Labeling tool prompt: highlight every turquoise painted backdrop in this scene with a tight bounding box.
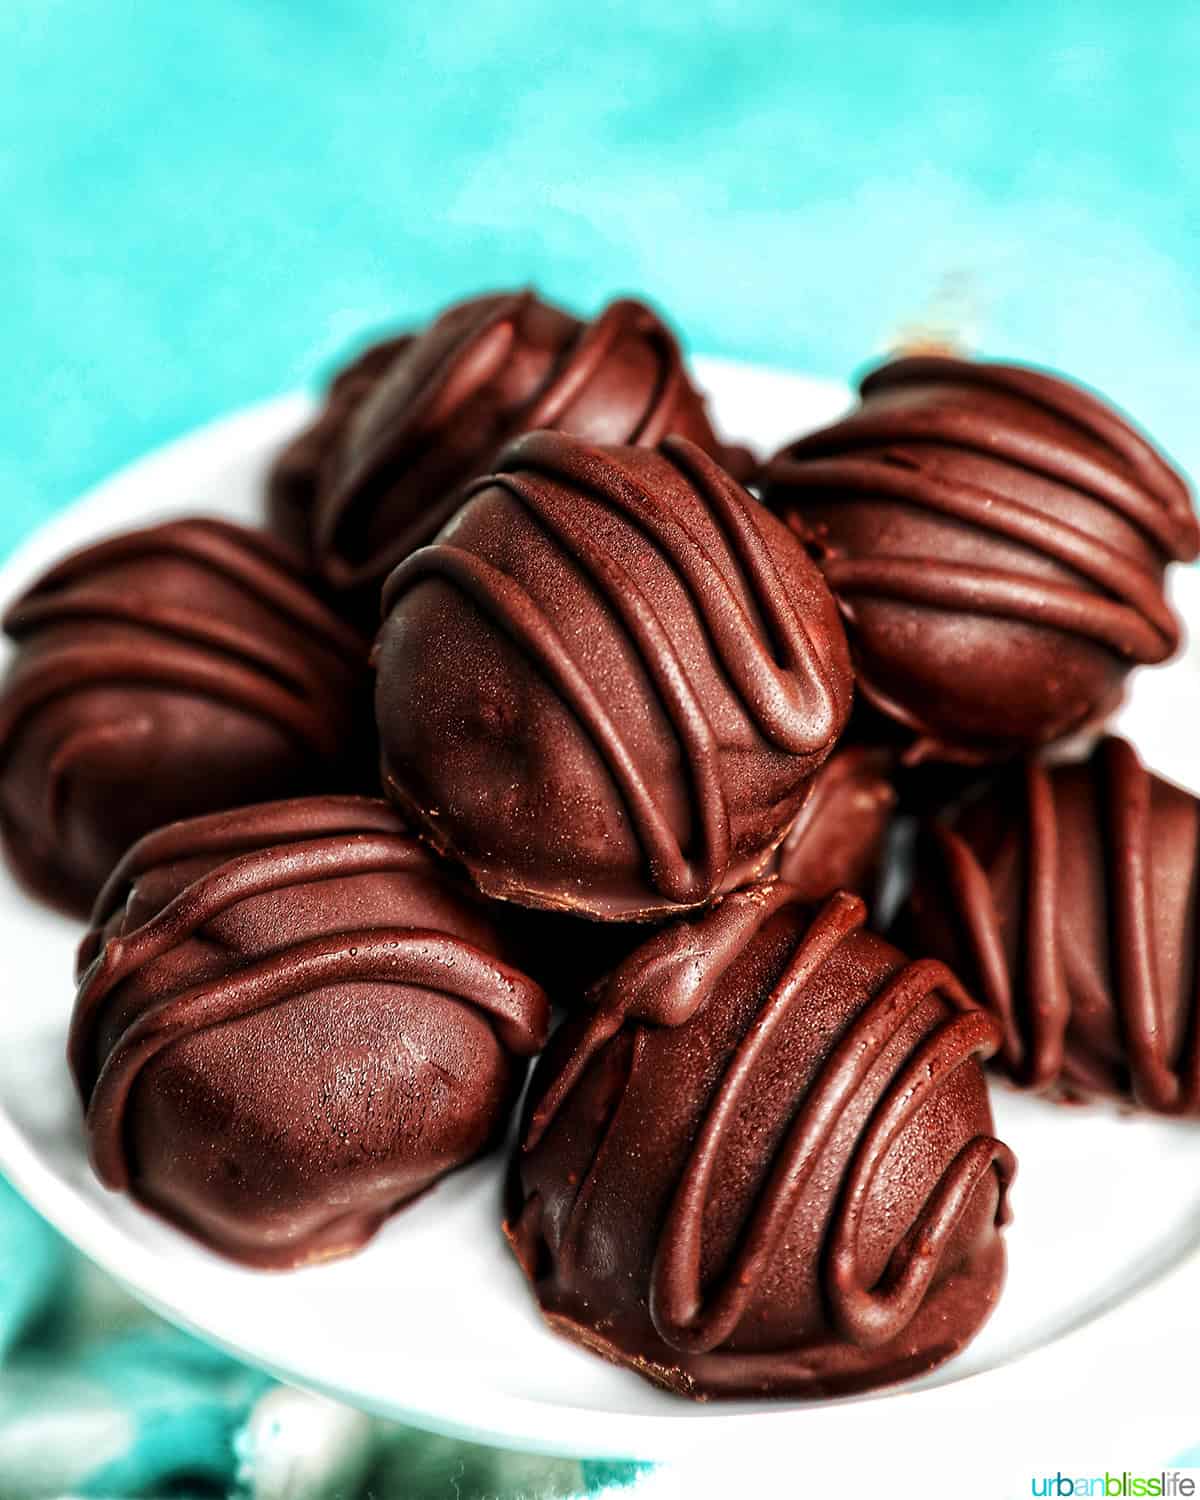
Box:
[3,0,1199,557]
[1,8,1198,1490]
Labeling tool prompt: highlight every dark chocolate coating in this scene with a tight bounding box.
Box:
[502,905,655,1008]
[506,886,1013,1399]
[0,519,371,916]
[375,432,854,920]
[770,745,896,904]
[70,796,549,1269]
[288,290,748,611]
[763,355,1198,764]
[267,334,412,558]
[899,736,1200,1112]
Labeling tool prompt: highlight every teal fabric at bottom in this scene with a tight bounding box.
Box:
[580,1461,650,1491]
[0,1177,646,1499]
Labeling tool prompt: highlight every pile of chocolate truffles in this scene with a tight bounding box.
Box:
[3,288,1197,1404]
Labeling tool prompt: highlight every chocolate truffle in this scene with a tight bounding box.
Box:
[762,355,1198,764]
[290,290,746,609]
[375,432,854,920]
[504,907,656,1009]
[899,736,1200,1113]
[506,886,1013,1399]
[770,745,896,903]
[267,333,412,557]
[70,796,549,1269]
[0,519,370,916]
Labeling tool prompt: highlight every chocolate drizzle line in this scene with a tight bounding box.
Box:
[10,520,365,656]
[71,820,549,1191]
[526,885,795,1150]
[269,334,415,508]
[84,929,544,1192]
[381,434,841,905]
[773,490,1177,666]
[530,889,1013,1356]
[522,299,691,443]
[768,355,1196,675]
[0,520,366,765]
[84,795,407,955]
[929,738,1200,1111]
[805,356,1197,561]
[323,295,711,589]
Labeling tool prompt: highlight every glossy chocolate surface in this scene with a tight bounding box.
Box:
[276,290,747,612]
[507,885,1013,1399]
[771,745,896,903]
[0,519,370,916]
[900,736,1200,1112]
[71,796,549,1268]
[267,333,412,557]
[375,432,853,920]
[763,355,1198,764]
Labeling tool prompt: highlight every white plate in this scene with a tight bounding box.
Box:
[3,359,1200,1476]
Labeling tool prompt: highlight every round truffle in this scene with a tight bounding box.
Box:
[506,886,1013,1399]
[899,736,1200,1113]
[267,332,412,557]
[770,745,896,904]
[287,290,747,611]
[762,355,1199,764]
[375,432,854,920]
[70,796,549,1269]
[0,519,371,916]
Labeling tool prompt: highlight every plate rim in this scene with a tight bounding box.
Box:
[1,363,1199,1465]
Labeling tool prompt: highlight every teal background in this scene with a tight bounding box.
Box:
[0,8,1198,1489]
[3,0,1199,541]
